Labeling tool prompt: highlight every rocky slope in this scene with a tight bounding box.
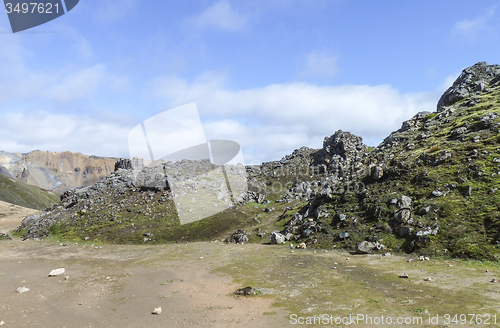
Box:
[0,150,117,193]
[15,62,500,261]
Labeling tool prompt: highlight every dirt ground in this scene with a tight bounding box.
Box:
[1,201,500,328]
[0,201,286,328]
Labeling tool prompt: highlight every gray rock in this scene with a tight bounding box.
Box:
[0,233,12,240]
[270,232,285,244]
[394,209,411,223]
[451,127,467,139]
[226,229,249,244]
[398,196,411,209]
[16,286,30,294]
[437,62,500,110]
[477,112,499,130]
[356,241,375,254]
[317,130,366,165]
[432,190,444,197]
[338,232,349,239]
[371,166,384,180]
[418,206,430,215]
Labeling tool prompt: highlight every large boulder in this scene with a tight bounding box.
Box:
[356,241,375,254]
[437,62,500,110]
[270,232,285,244]
[226,229,249,244]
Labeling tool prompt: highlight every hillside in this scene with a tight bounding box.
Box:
[15,62,500,261]
[0,174,59,210]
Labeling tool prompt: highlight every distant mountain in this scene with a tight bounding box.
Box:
[0,173,59,210]
[0,150,117,193]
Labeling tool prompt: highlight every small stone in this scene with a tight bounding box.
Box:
[235,286,255,296]
[424,277,432,281]
[16,287,30,294]
[0,321,4,326]
[48,268,65,277]
[298,243,306,249]
[152,307,162,315]
[491,279,498,283]
[399,273,409,278]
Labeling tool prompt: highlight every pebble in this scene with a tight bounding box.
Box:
[48,268,65,277]
[152,307,162,315]
[16,287,30,294]
[424,277,432,281]
[0,321,4,326]
[399,273,409,278]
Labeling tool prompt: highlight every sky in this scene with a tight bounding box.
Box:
[1,0,500,164]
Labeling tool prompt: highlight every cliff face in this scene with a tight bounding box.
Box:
[0,150,117,193]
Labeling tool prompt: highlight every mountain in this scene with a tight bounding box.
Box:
[0,150,117,193]
[15,62,500,261]
[0,173,59,210]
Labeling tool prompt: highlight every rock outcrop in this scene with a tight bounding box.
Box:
[437,62,500,110]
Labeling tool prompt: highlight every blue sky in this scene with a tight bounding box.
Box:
[1,0,499,163]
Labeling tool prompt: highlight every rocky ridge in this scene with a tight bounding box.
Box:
[14,62,500,261]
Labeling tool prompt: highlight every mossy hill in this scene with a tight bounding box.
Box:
[0,174,59,210]
[15,62,500,261]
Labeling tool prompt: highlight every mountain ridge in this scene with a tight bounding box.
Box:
[0,150,117,193]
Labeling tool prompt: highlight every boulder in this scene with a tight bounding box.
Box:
[397,196,411,209]
[270,232,285,244]
[48,268,65,277]
[235,286,255,296]
[451,127,467,139]
[356,241,375,254]
[371,166,384,180]
[226,229,249,244]
[0,233,12,240]
[394,209,411,223]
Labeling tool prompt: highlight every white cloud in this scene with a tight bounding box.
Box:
[451,6,497,41]
[299,51,338,80]
[188,1,249,32]
[149,74,440,163]
[45,64,107,105]
[0,111,133,158]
